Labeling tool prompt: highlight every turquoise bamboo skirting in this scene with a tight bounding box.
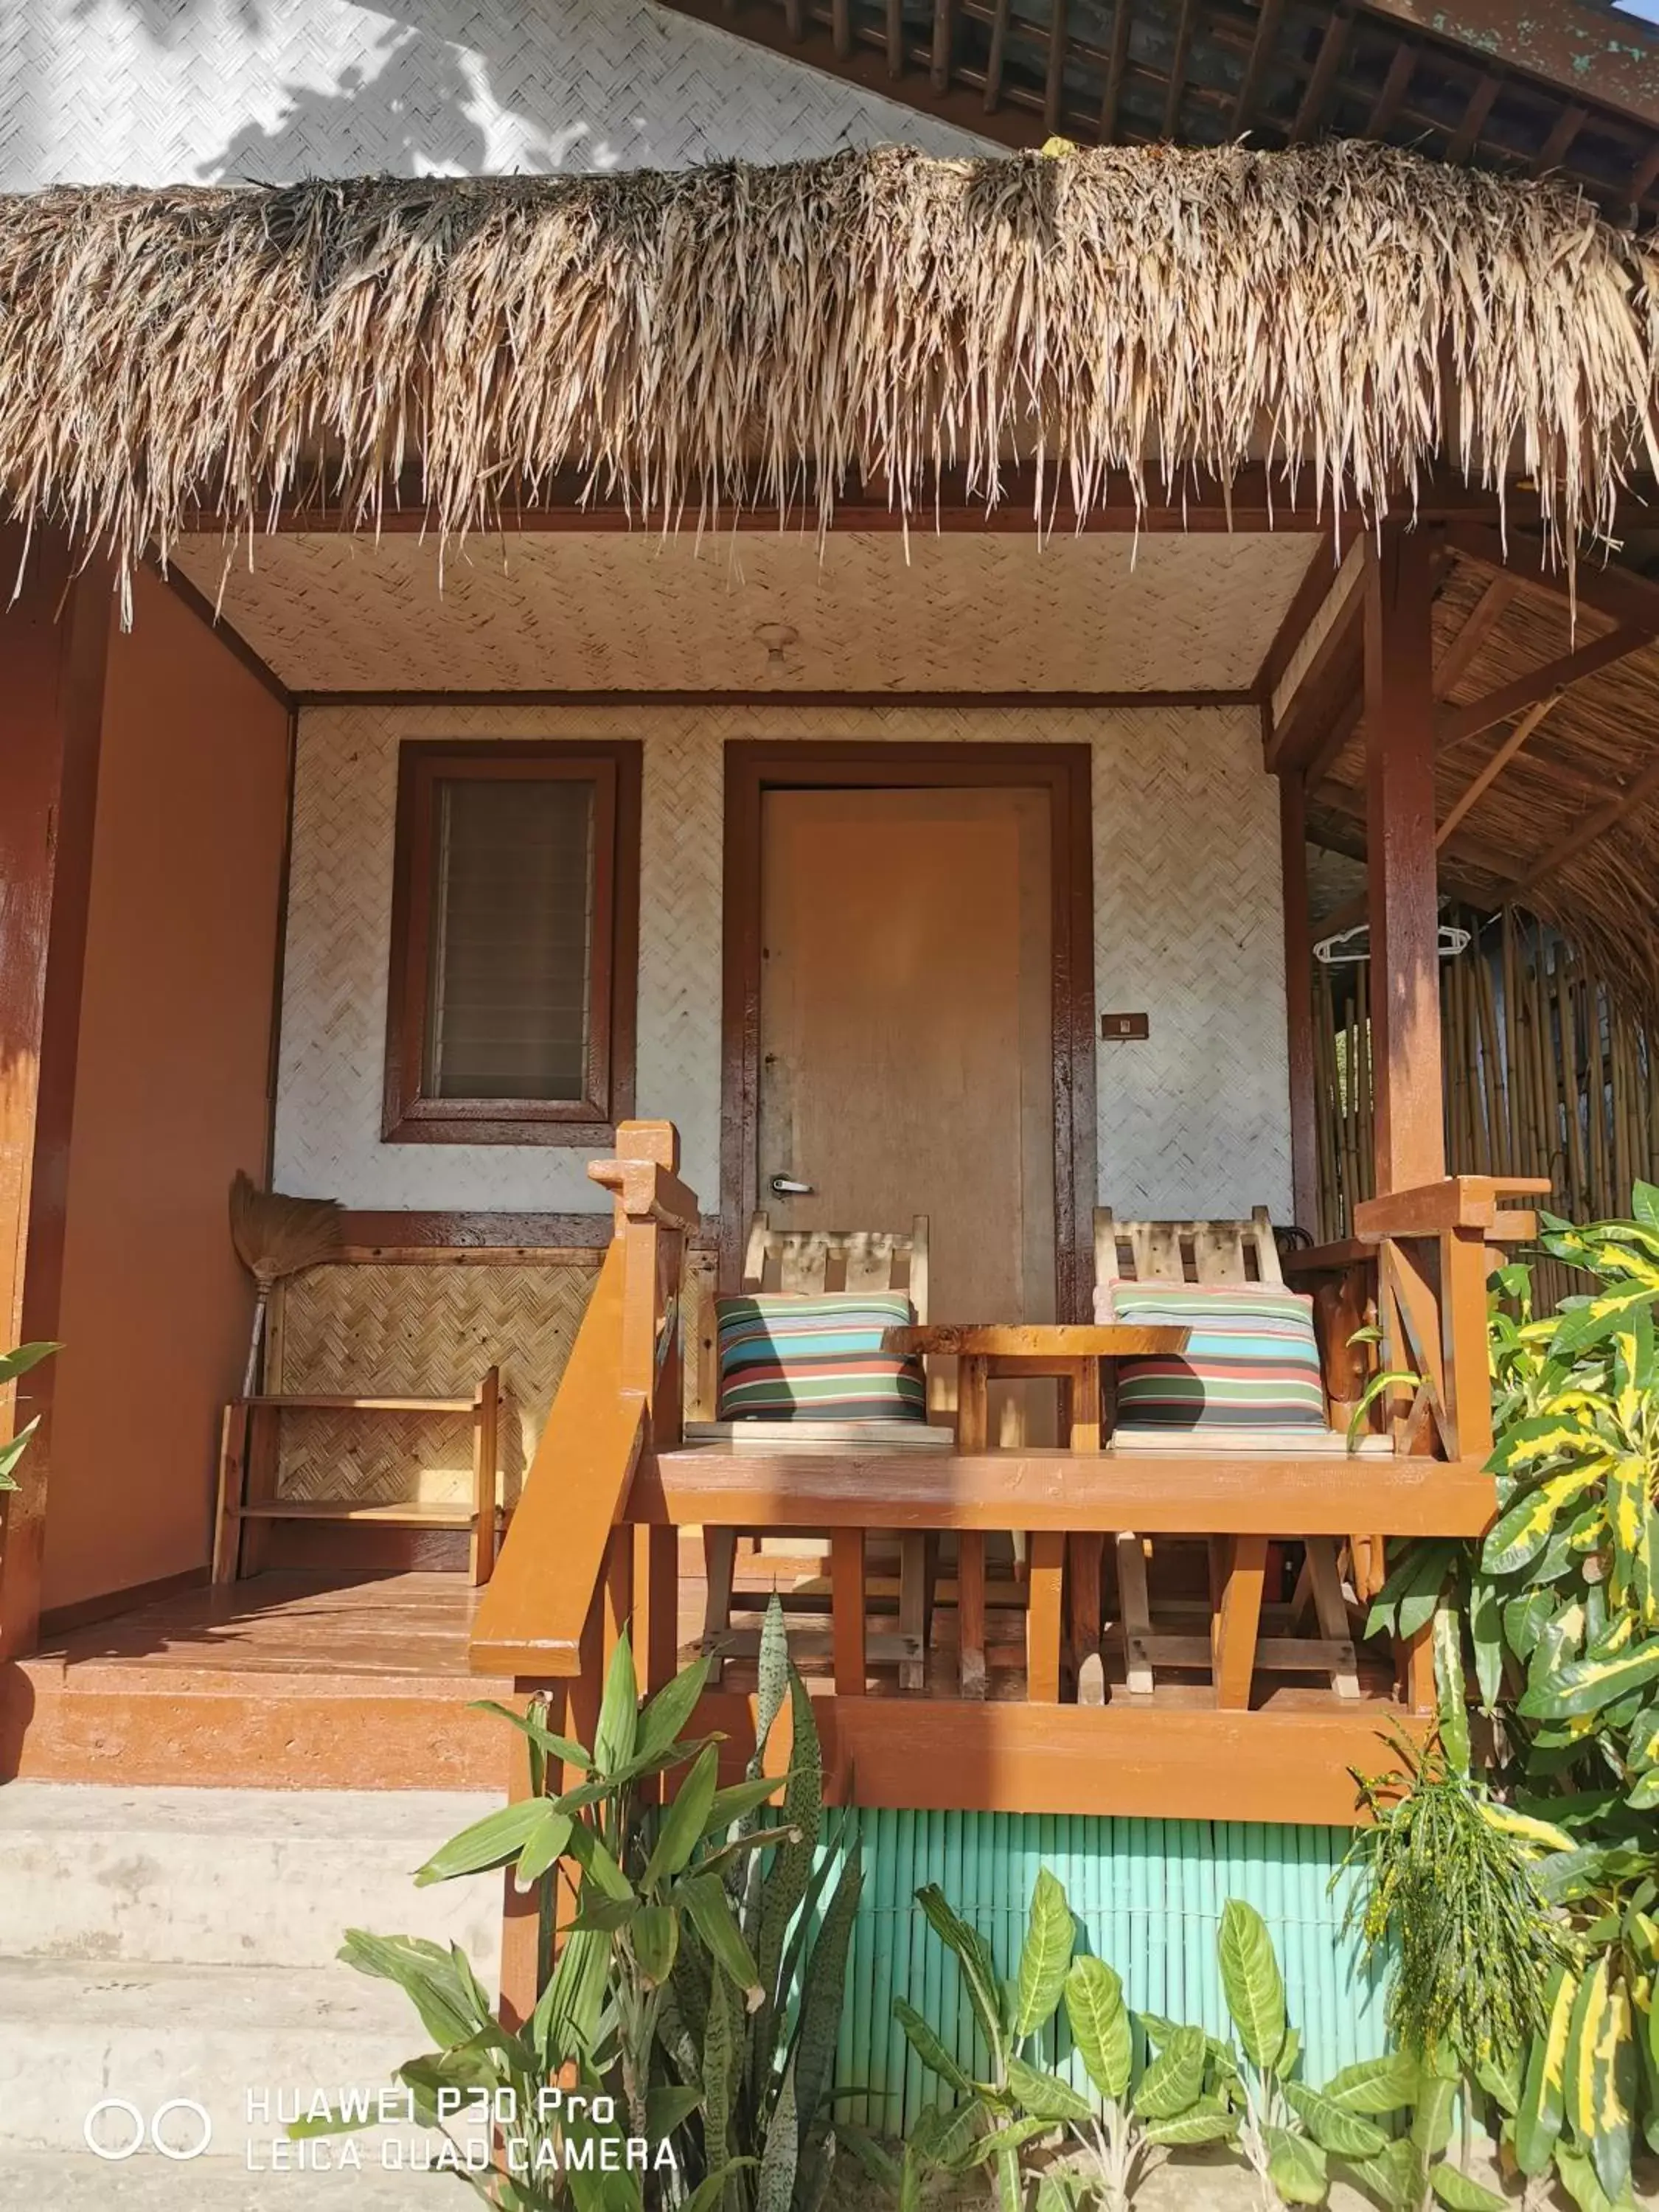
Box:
[825,1812,1386,2135]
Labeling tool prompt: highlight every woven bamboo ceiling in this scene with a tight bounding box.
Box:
[673,0,1659,223]
[167,529,1317,692]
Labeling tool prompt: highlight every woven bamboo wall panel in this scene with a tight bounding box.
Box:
[274,703,1293,1225]
[168,532,1315,695]
[269,1256,599,1506]
[0,0,988,194]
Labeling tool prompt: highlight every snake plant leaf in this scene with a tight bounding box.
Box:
[894,1997,975,2096]
[747,1595,790,1783]
[1005,2056,1093,2124]
[413,1799,554,1887]
[1218,1899,1286,2071]
[1346,2139,1426,2212]
[755,2046,800,2212]
[1063,1955,1131,2102]
[1320,2054,1421,2115]
[642,1742,720,1888]
[1427,2163,1506,2212]
[1132,2025,1207,2118]
[593,1630,637,1778]
[1263,2124,1328,2205]
[790,1846,862,2159]
[752,1675,822,2037]
[633,1903,679,1988]
[1012,1868,1075,2038]
[1519,1639,1659,1721]
[916,1885,1006,2069]
[1283,2081,1388,2158]
[1484,1465,1607,1574]
[1139,2104,1239,2146]
[514,1807,574,1888]
[678,1874,765,2010]
[634,1655,712,1766]
[644,2083,703,2142]
[701,1976,735,2183]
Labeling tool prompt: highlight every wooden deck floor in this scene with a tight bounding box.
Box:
[2,1537,1402,1798]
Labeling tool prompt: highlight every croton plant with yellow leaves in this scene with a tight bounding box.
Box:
[1356,1189,1659,2212]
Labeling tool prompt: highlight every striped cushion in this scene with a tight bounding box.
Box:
[714,1293,926,1422]
[1096,1281,1326,1430]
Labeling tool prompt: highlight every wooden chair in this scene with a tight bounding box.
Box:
[213,1368,501,1586]
[700,1214,936,1689]
[1092,1208,1360,1703]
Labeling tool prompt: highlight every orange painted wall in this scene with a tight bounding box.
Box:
[41,571,289,1613]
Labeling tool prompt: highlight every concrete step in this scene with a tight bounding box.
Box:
[0,1784,504,1969]
[0,1958,461,2155]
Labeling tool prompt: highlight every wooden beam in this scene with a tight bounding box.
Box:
[641,1445,1498,1534]
[1365,41,1416,136]
[1436,692,1561,849]
[983,0,1010,105]
[1162,0,1200,136]
[1290,5,1353,142]
[693,1690,1424,1825]
[1304,692,1363,796]
[1043,0,1070,135]
[1257,545,1338,711]
[1366,525,1446,1194]
[1532,100,1587,175]
[1263,548,1366,773]
[931,0,955,91]
[1445,69,1501,161]
[1444,526,1659,636]
[1511,748,1659,897]
[1211,1537,1268,1709]
[0,532,112,1663]
[1281,774,1320,1232]
[1233,0,1286,131]
[1436,627,1654,751]
[1099,0,1133,139]
[152,560,294,715]
[1431,572,1517,700]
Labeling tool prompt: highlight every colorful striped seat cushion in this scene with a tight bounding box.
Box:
[714,1293,926,1422]
[1095,1281,1327,1430]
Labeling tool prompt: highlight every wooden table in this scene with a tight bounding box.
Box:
[882,1322,1189,1699]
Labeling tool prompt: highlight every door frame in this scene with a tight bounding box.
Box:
[720,740,1098,1319]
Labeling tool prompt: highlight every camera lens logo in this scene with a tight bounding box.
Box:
[83,2098,214,2161]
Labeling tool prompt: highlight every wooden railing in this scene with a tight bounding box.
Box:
[473,1135,1526,2017]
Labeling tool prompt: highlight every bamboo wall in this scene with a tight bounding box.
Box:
[1312,910,1659,1306]
[830,1810,1383,2135]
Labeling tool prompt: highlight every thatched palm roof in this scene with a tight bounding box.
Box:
[0,142,1655,585]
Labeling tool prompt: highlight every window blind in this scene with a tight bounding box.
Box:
[424,776,596,1101]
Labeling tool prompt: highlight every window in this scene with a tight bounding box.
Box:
[383,741,640,1144]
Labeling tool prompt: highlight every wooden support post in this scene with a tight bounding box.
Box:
[1068,1535,1104,1703]
[634,1523,679,1697]
[1365,526,1447,1197]
[1116,1531,1155,1696]
[897,1529,929,1692]
[1280,773,1320,1233]
[831,1528,867,1695]
[1211,1535,1269,1711]
[469,1366,500,1585]
[1026,1531,1065,1703]
[212,1402,249,1585]
[0,532,111,1663]
[957,1528,987,1700]
[498,1676,557,2031]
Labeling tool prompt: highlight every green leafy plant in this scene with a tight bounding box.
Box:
[896,1869,1231,2212]
[1211,1899,1419,2211]
[303,1596,857,2211]
[0,1342,59,1489]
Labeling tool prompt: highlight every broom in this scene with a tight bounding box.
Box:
[229,1172,344,1397]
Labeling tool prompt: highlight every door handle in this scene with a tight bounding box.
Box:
[770,1175,815,1197]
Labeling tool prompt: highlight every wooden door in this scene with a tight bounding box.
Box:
[757,786,1057,1375]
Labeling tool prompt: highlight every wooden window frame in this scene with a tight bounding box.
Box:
[382,740,640,1147]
